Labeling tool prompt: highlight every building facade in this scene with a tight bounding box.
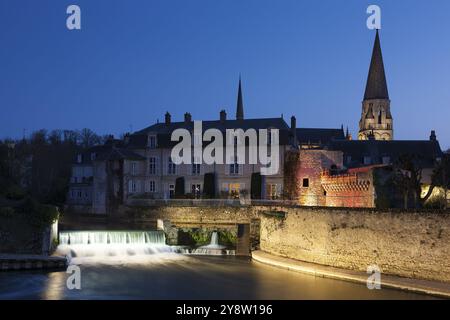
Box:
[66,31,444,213]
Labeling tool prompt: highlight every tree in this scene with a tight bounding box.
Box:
[78,128,101,149]
[393,153,449,209]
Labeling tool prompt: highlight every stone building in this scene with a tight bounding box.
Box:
[66,30,444,213]
[67,79,346,214]
[358,30,393,141]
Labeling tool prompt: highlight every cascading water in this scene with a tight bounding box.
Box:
[191,231,233,255]
[56,231,173,260]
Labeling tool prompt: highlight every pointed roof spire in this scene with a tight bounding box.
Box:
[236,76,244,120]
[364,29,389,100]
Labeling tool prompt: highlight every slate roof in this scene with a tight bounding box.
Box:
[73,144,145,165]
[328,139,443,168]
[296,128,345,145]
[131,117,292,148]
[364,30,389,100]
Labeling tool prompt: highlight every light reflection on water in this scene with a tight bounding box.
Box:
[0,254,436,300]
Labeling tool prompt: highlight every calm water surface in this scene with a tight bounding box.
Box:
[0,254,435,300]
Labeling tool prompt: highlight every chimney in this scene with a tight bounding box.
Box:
[124,133,130,145]
[184,112,192,123]
[291,116,298,147]
[220,110,227,123]
[430,130,437,141]
[165,112,171,125]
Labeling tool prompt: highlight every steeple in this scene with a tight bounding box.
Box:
[358,30,393,141]
[364,29,389,100]
[236,76,244,120]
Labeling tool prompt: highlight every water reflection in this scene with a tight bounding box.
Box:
[0,255,436,300]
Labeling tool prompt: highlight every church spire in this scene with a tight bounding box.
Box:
[236,76,244,120]
[364,29,389,100]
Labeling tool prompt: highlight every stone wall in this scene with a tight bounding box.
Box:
[259,207,450,283]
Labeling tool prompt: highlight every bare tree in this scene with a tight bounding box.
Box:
[78,128,101,149]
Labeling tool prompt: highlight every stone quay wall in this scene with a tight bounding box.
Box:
[259,207,450,283]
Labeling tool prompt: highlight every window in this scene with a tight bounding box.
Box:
[77,154,82,163]
[128,180,137,193]
[168,157,176,175]
[149,181,156,193]
[363,156,371,165]
[228,183,241,198]
[90,153,96,161]
[191,184,201,198]
[192,163,201,175]
[302,178,309,188]
[131,162,138,175]
[169,184,175,199]
[149,157,157,175]
[346,156,352,164]
[148,135,157,149]
[77,191,82,198]
[229,157,239,175]
[267,184,278,200]
[382,156,391,164]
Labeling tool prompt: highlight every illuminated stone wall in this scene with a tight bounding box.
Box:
[296,150,343,206]
[321,169,375,208]
[259,207,450,283]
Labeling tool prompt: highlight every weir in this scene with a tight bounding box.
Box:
[59,230,166,245]
[57,230,170,259]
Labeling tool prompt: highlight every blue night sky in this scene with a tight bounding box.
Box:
[0,0,449,149]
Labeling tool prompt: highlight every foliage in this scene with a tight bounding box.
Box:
[17,197,59,229]
[0,206,15,218]
[181,228,237,247]
[4,185,26,200]
[373,168,394,209]
[0,128,108,206]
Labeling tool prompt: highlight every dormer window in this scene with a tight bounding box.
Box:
[148,135,157,149]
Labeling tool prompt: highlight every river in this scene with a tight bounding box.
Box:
[0,254,434,300]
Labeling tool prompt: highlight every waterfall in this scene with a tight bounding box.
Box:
[59,231,166,245]
[191,231,227,255]
[56,231,171,259]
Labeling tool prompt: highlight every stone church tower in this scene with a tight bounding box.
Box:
[358,30,393,141]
